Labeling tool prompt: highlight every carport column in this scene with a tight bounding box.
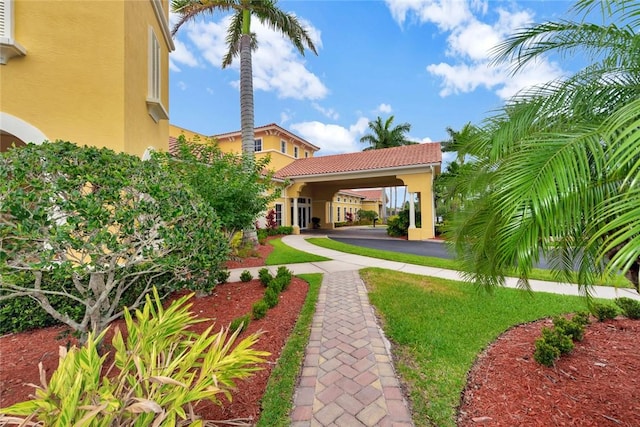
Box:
[408,192,416,229]
[292,197,299,232]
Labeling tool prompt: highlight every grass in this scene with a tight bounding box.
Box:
[265,238,330,265]
[360,267,594,427]
[306,237,632,288]
[257,273,323,426]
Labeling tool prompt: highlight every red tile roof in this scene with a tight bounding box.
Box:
[275,143,441,178]
[348,188,385,201]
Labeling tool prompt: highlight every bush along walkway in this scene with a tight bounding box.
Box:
[289,270,413,427]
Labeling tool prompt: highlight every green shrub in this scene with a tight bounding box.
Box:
[1,141,229,342]
[533,338,561,367]
[276,226,294,235]
[240,270,253,282]
[269,277,286,293]
[590,302,619,321]
[0,288,269,426]
[276,266,293,289]
[552,315,587,342]
[614,297,640,319]
[258,268,273,287]
[571,310,591,326]
[386,207,422,237]
[252,300,269,320]
[257,228,268,244]
[216,269,231,285]
[230,314,252,333]
[264,287,280,309]
[540,326,574,354]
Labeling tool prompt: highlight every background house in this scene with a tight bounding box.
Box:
[0,0,174,156]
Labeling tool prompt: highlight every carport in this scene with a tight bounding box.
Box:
[274,143,442,241]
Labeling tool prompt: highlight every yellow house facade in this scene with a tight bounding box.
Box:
[0,0,174,157]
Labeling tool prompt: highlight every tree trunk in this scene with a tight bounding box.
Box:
[239,18,258,246]
[240,31,255,159]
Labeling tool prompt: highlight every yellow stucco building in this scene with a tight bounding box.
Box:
[0,0,174,157]
[170,123,442,240]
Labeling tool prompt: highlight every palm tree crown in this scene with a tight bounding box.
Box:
[171,0,318,157]
[447,0,640,293]
[359,116,413,151]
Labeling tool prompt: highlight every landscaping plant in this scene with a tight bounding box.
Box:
[240,270,253,282]
[614,297,640,319]
[0,288,269,426]
[0,141,228,342]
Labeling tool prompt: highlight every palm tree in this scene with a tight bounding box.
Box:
[171,0,317,158]
[447,0,640,293]
[359,116,413,151]
[360,116,414,214]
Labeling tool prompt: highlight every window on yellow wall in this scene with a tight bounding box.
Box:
[149,29,160,100]
[146,27,168,122]
[280,140,286,154]
[275,203,282,226]
[294,146,299,158]
[305,151,309,158]
[0,0,26,64]
[337,207,341,222]
[254,138,262,152]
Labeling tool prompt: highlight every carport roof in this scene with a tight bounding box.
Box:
[275,143,442,178]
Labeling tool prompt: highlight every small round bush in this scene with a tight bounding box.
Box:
[534,338,561,367]
[552,315,586,342]
[614,297,640,320]
[590,302,619,322]
[264,287,280,309]
[540,327,574,355]
[252,300,268,320]
[258,268,273,287]
[239,270,253,282]
[216,269,231,285]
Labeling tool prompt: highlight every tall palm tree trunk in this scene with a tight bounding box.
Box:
[239,12,255,160]
[240,11,257,245]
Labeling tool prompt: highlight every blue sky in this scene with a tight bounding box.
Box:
[168,0,577,164]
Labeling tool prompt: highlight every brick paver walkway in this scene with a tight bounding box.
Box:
[290,270,413,427]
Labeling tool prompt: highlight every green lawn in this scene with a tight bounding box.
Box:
[265,238,330,265]
[306,237,632,288]
[360,268,593,426]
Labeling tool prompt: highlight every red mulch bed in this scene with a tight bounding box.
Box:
[458,317,640,426]
[0,240,305,425]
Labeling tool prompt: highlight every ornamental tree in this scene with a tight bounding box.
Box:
[164,135,280,238]
[0,141,229,342]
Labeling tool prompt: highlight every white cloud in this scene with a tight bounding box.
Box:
[312,103,339,120]
[384,0,482,30]
[177,81,188,90]
[170,38,199,71]
[384,1,568,100]
[290,117,370,155]
[175,14,327,101]
[377,103,393,114]
[280,110,293,124]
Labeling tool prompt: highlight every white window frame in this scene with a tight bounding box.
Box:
[254,138,263,152]
[0,0,27,64]
[337,207,341,222]
[304,151,309,158]
[280,140,286,154]
[294,146,299,158]
[146,27,168,122]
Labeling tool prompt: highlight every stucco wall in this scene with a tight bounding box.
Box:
[1,0,170,156]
